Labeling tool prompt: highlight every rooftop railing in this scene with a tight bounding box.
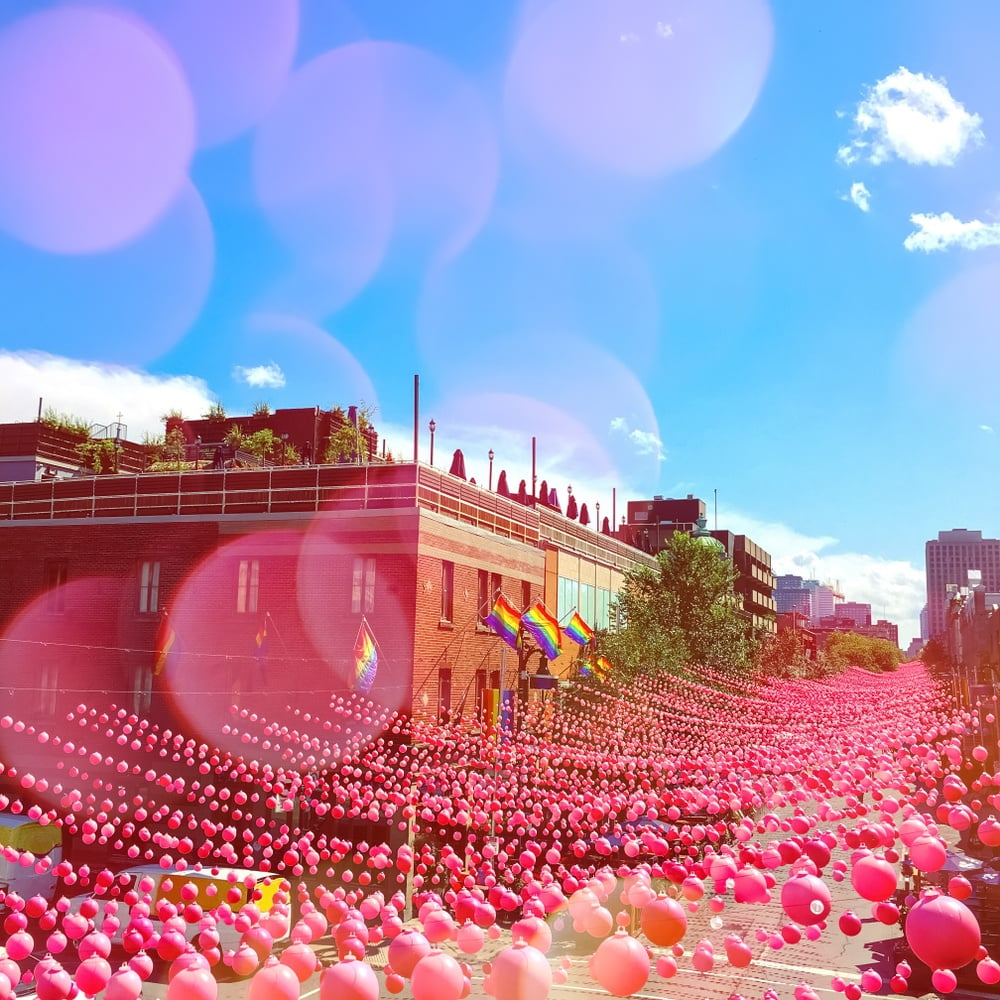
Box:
[0,462,657,570]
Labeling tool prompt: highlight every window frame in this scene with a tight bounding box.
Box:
[237,558,260,614]
[352,557,376,614]
[44,559,68,614]
[138,560,161,615]
[441,560,455,624]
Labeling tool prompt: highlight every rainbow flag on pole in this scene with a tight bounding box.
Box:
[563,610,594,646]
[521,600,562,660]
[153,610,179,676]
[485,594,521,650]
[353,619,378,694]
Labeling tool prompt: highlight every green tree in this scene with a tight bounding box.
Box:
[251,401,272,417]
[824,631,902,673]
[76,438,119,474]
[203,400,227,422]
[597,531,757,676]
[754,627,836,679]
[919,636,948,670]
[323,403,376,464]
[41,408,92,437]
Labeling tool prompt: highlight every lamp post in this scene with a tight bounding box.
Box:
[488,449,494,491]
[596,501,600,532]
[429,419,436,467]
[195,435,201,471]
[280,433,288,466]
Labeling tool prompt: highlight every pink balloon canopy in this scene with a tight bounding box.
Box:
[0,660,997,997]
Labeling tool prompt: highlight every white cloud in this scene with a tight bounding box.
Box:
[981,424,994,433]
[719,507,926,647]
[233,362,286,389]
[838,67,983,167]
[0,351,215,439]
[845,181,871,212]
[609,416,666,461]
[903,211,1000,252]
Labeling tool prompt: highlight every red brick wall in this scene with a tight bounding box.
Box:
[410,511,545,725]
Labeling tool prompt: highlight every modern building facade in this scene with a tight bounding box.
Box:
[622,495,705,553]
[926,529,1000,639]
[835,602,872,629]
[622,495,776,635]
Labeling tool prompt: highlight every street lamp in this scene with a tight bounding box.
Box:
[429,419,436,467]
[195,435,201,471]
[595,501,600,532]
[488,449,494,491]
[280,433,288,466]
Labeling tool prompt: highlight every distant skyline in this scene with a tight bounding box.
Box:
[4,0,1000,646]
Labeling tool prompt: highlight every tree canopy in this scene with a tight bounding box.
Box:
[597,530,757,676]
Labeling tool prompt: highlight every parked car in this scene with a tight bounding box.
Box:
[0,813,63,910]
[67,865,291,955]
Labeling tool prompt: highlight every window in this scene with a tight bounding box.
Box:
[237,559,260,614]
[438,668,452,723]
[474,669,487,716]
[139,561,161,614]
[580,582,596,623]
[132,664,152,715]
[352,557,376,613]
[557,576,579,618]
[491,572,502,608]
[522,579,531,611]
[597,588,611,631]
[38,662,58,716]
[441,561,455,623]
[44,560,68,613]
[478,570,490,625]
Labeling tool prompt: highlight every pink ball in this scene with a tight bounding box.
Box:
[74,957,112,998]
[279,940,318,984]
[103,968,143,1000]
[639,895,687,946]
[455,922,484,955]
[387,928,431,978]
[511,915,552,953]
[780,873,831,925]
[906,894,981,971]
[165,968,217,1000]
[851,856,897,902]
[319,955,379,1000]
[492,942,552,1000]
[589,930,650,997]
[978,958,1000,985]
[909,835,947,873]
[931,968,957,994]
[410,950,464,1000]
[724,936,753,968]
[247,959,300,1000]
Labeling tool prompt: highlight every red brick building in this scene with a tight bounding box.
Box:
[0,462,655,746]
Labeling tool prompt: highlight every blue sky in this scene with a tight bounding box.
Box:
[3,0,1000,644]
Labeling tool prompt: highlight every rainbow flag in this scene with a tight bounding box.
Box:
[254,620,268,661]
[353,620,378,694]
[581,653,612,682]
[521,600,561,660]
[563,611,594,646]
[153,611,179,676]
[485,594,521,650]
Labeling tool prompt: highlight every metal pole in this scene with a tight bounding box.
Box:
[413,375,419,463]
[714,488,718,530]
[612,488,616,533]
[531,437,536,502]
